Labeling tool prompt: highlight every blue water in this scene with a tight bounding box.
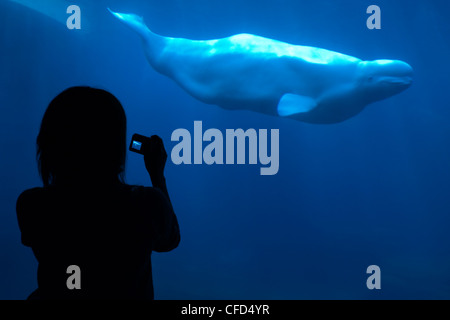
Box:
[1,0,449,299]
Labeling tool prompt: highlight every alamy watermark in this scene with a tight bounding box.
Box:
[170,121,279,176]
[367,5,381,30]
[66,5,81,30]
[66,265,81,290]
[366,265,381,290]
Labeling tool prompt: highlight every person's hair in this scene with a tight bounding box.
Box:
[37,86,127,186]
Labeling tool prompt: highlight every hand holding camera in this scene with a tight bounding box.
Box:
[130,134,167,187]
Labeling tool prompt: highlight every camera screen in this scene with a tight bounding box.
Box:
[131,140,142,151]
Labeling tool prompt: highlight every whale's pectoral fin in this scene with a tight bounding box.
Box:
[277,94,317,117]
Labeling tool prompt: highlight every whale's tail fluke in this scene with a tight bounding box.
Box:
[108,8,166,65]
[108,9,148,34]
[108,9,162,41]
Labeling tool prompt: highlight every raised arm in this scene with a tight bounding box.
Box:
[143,135,180,252]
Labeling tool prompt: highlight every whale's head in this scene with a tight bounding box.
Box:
[357,59,413,103]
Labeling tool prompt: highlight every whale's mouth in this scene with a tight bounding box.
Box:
[381,76,413,87]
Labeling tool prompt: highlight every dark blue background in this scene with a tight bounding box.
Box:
[1,0,449,299]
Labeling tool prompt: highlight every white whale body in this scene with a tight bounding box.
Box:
[109,9,413,124]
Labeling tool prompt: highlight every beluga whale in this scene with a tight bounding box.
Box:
[109,9,413,124]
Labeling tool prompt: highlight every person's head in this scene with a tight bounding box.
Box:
[37,86,127,186]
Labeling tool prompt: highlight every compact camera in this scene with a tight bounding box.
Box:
[129,133,150,155]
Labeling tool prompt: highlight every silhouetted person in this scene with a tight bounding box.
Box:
[16,86,180,299]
